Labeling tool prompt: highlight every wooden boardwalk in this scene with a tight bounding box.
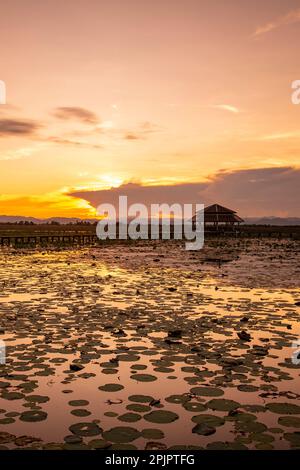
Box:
[0,233,99,246]
[0,224,299,247]
[0,224,99,246]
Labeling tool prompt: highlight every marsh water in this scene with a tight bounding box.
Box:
[0,239,299,449]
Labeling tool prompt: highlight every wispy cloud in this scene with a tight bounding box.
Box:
[52,106,99,124]
[211,104,239,114]
[124,133,141,140]
[257,131,300,141]
[122,121,164,140]
[253,7,300,38]
[0,143,48,161]
[46,136,103,149]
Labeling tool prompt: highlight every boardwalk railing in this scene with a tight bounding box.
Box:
[0,224,299,246]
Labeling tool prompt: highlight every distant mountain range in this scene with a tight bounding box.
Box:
[1,215,300,225]
[0,215,98,224]
[243,217,300,226]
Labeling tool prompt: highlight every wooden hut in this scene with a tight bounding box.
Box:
[193,204,243,231]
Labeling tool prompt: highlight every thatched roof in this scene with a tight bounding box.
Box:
[193,204,244,223]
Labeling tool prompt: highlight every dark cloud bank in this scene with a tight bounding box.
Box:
[69,167,300,217]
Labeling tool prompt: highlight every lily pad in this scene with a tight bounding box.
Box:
[128,395,154,403]
[251,433,274,443]
[266,403,300,415]
[141,429,164,440]
[126,404,151,413]
[24,395,49,403]
[190,387,224,397]
[284,432,300,446]
[110,443,138,450]
[236,421,267,433]
[278,416,300,428]
[242,405,266,413]
[64,435,83,444]
[68,400,89,407]
[144,410,179,424]
[192,423,216,436]
[237,385,259,392]
[0,382,10,389]
[69,422,102,437]
[117,354,140,362]
[165,394,189,404]
[103,426,140,443]
[88,439,111,449]
[154,367,174,373]
[1,392,24,400]
[226,412,257,423]
[71,409,91,417]
[255,443,273,450]
[102,369,118,375]
[0,418,15,424]
[20,411,48,422]
[130,374,157,382]
[207,399,240,412]
[118,412,141,422]
[98,384,124,392]
[183,402,207,412]
[191,414,225,427]
[104,412,118,417]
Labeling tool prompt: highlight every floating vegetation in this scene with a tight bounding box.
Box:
[0,239,299,449]
[207,399,240,412]
[102,426,140,443]
[118,412,141,422]
[191,414,225,427]
[19,411,48,422]
[130,374,157,382]
[278,416,300,428]
[144,410,179,424]
[266,403,300,415]
[190,387,224,397]
[98,384,124,392]
[141,428,164,440]
[69,422,102,437]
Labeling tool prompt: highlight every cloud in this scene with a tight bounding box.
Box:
[0,118,40,137]
[69,181,208,211]
[52,106,99,124]
[0,143,48,161]
[68,167,300,217]
[253,7,300,37]
[51,110,161,143]
[211,104,239,114]
[122,121,164,141]
[47,136,102,149]
[124,133,141,140]
[140,121,162,133]
[257,131,300,141]
[202,166,300,216]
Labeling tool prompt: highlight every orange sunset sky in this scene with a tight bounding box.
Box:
[0,0,299,218]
